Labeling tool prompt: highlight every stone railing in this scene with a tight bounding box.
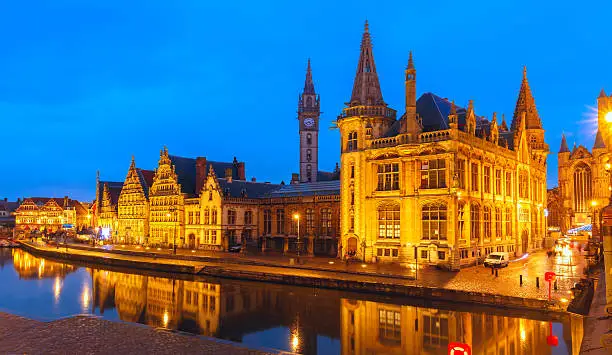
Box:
[419,130,452,143]
[315,195,340,202]
[338,105,397,120]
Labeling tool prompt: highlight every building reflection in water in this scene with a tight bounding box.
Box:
[12,253,581,355]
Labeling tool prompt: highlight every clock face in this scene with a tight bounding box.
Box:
[304,118,315,128]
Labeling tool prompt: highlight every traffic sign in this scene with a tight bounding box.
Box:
[448,342,471,355]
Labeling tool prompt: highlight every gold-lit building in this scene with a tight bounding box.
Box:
[337,22,548,269]
[554,90,612,235]
[117,157,154,244]
[14,196,89,237]
[95,175,123,240]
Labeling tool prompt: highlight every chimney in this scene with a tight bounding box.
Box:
[196,157,207,194]
[64,196,69,207]
[291,173,299,184]
[225,168,233,182]
[251,177,257,182]
[237,162,246,180]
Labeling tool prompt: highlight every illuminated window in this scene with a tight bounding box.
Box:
[420,159,446,189]
[276,209,285,234]
[519,171,529,199]
[377,163,400,191]
[306,208,314,234]
[422,315,449,349]
[471,203,480,241]
[244,210,253,225]
[421,203,447,240]
[471,163,479,191]
[495,169,502,195]
[227,210,236,225]
[483,206,492,239]
[495,207,502,238]
[211,209,217,224]
[378,309,401,345]
[347,131,358,151]
[505,172,512,197]
[378,205,400,239]
[484,166,491,193]
[456,159,466,189]
[320,208,332,235]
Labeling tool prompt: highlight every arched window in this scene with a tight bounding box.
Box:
[307,149,312,162]
[307,133,312,145]
[306,165,312,182]
[378,204,400,239]
[470,203,480,241]
[306,96,313,107]
[573,163,592,213]
[421,203,447,240]
[483,206,492,239]
[347,131,358,151]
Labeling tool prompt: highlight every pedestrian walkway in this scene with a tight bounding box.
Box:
[579,269,612,354]
[35,241,588,304]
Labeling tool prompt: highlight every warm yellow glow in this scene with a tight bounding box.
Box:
[328,261,335,264]
[293,213,300,220]
[81,284,90,310]
[166,212,171,218]
[87,214,91,220]
[54,277,61,303]
[361,264,367,268]
[519,319,526,342]
[606,163,611,171]
[560,297,569,303]
[163,310,169,328]
[191,250,196,253]
[291,334,299,352]
[591,200,598,207]
[605,111,612,123]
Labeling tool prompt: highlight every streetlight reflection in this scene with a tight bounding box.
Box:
[163,310,169,328]
[53,277,61,304]
[81,283,90,312]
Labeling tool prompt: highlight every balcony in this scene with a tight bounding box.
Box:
[338,105,397,120]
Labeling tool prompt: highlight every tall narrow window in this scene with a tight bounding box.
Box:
[306,208,314,234]
[320,208,332,235]
[505,172,512,197]
[483,166,491,193]
[204,208,210,225]
[350,189,355,206]
[276,209,285,234]
[456,159,466,189]
[378,205,400,239]
[347,131,358,151]
[470,203,480,241]
[377,163,400,191]
[306,149,312,162]
[573,163,592,213]
[350,164,355,179]
[483,206,492,239]
[421,203,447,240]
[263,210,272,234]
[495,169,502,195]
[505,207,512,237]
[471,163,479,191]
[421,159,446,189]
[244,210,252,225]
[211,209,217,224]
[306,165,312,182]
[307,133,312,145]
[495,207,502,238]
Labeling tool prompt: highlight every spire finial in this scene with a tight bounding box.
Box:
[492,112,498,124]
[523,65,527,80]
[599,88,607,98]
[450,100,456,115]
[407,51,414,70]
[303,58,315,94]
[364,19,369,33]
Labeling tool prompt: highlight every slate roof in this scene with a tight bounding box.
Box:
[0,200,19,213]
[97,181,124,206]
[136,169,155,198]
[169,156,240,197]
[317,170,340,182]
[217,179,282,198]
[270,180,340,197]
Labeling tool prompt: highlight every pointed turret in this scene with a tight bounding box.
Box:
[130,155,136,169]
[349,20,385,106]
[599,88,607,98]
[448,100,458,129]
[559,133,570,153]
[511,66,542,131]
[593,129,606,149]
[465,100,476,135]
[500,114,509,132]
[403,51,420,136]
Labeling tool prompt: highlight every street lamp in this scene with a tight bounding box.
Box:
[293,213,300,262]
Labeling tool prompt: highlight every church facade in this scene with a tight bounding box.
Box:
[337,22,548,270]
[554,91,612,235]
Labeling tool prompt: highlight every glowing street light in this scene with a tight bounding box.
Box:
[605,111,612,123]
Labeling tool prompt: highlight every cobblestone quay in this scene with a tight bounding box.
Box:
[0,312,283,354]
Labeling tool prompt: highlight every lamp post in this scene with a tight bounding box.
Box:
[293,213,300,263]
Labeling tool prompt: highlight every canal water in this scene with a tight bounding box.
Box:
[0,249,583,355]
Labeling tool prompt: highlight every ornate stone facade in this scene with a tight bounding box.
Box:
[117,157,154,244]
[555,91,612,235]
[14,196,88,236]
[96,178,123,241]
[337,22,548,270]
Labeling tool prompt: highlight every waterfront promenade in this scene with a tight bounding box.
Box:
[19,241,587,312]
[0,312,284,354]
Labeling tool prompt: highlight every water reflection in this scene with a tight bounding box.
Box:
[3,250,585,355]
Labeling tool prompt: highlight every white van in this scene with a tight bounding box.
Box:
[484,252,509,268]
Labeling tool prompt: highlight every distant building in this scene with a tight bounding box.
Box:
[14,196,89,237]
[0,198,20,236]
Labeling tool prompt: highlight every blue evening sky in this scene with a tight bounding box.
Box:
[1,1,611,201]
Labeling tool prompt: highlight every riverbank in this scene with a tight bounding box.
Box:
[19,241,573,314]
[0,312,285,354]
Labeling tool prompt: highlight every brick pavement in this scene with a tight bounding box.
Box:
[579,270,612,354]
[0,312,285,354]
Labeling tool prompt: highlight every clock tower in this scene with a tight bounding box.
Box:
[298,59,320,183]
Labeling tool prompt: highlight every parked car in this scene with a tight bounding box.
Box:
[228,245,242,253]
[483,252,509,268]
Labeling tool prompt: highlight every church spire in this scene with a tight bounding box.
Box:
[593,129,606,149]
[304,58,315,94]
[349,20,385,107]
[511,66,542,131]
[559,133,570,153]
[599,88,607,98]
[500,114,509,131]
